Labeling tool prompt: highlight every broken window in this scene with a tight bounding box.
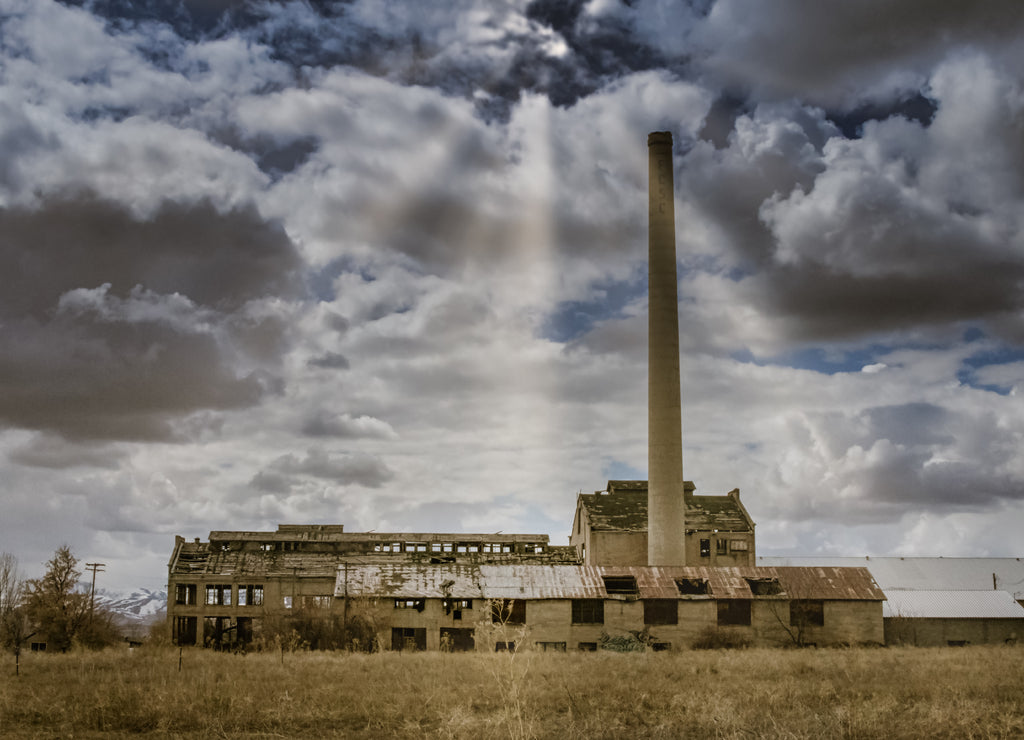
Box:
[174,617,197,646]
[394,598,426,611]
[175,583,197,605]
[700,539,711,557]
[491,599,526,624]
[577,642,597,652]
[391,627,426,651]
[790,600,824,627]
[643,600,678,625]
[571,599,604,625]
[238,585,263,607]
[675,578,711,595]
[236,617,253,644]
[283,596,293,609]
[205,584,231,606]
[746,577,784,596]
[717,599,752,626]
[602,575,639,595]
[440,627,475,652]
[304,595,332,609]
[730,539,749,551]
[260,543,273,551]
[716,539,728,555]
[444,598,473,620]
[536,641,567,652]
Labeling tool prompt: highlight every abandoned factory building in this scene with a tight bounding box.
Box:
[166,480,892,651]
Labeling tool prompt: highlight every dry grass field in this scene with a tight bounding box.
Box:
[1,645,1022,739]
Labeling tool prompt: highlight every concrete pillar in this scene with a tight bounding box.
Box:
[647,131,686,566]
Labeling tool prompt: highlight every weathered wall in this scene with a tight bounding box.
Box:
[589,531,647,566]
[885,617,1023,646]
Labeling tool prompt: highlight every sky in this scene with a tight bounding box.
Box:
[2,0,1024,592]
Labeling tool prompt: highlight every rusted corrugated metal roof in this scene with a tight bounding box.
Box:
[170,549,341,578]
[883,590,1024,619]
[332,564,883,601]
[338,564,483,599]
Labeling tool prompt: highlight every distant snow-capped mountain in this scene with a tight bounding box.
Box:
[93,588,167,624]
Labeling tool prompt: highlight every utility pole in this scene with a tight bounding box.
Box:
[84,562,106,620]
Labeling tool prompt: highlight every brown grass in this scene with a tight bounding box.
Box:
[1,645,1022,738]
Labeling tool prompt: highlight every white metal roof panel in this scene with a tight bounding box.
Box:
[759,556,1024,599]
[882,589,1024,619]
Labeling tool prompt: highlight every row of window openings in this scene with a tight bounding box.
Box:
[602,575,779,597]
[700,538,750,557]
[373,542,543,554]
[487,598,824,628]
[177,584,330,609]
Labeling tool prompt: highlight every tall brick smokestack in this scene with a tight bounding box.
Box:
[647,131,686,566]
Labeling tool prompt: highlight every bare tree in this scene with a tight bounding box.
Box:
[0,553,33,670]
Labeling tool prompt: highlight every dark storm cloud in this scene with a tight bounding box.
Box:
[0,194,304,440]
[8,435,127,470]
[693,0,1024,107]
[301,411,397,439]
[254,448,395,489]
[308,352,350,370]
[0,195,302,317]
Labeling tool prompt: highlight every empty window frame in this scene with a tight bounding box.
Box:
[700,539,711,557]
[205,584,231,606]
[746,577,784,596]
[391,627,426,651]
[717,599,751,626]
[175,583,197,605]
[304,595,332,609]
[394,598,426,611]
[174,617,198,646]
[439,627,475,652]
[602,575,639,595]
[790,600,824,627]
[237,585,263,607]
[730,540,749,552]
[571,599,604,625]
[716,538,728,555]
[445,598,473,620]
[283,596,293,609]
[643,599,679,625]
[535,641,566,652]
[491,599,526,625]
[675,578,711,596]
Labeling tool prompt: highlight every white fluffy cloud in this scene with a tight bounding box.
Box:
[1,0,1023,589]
